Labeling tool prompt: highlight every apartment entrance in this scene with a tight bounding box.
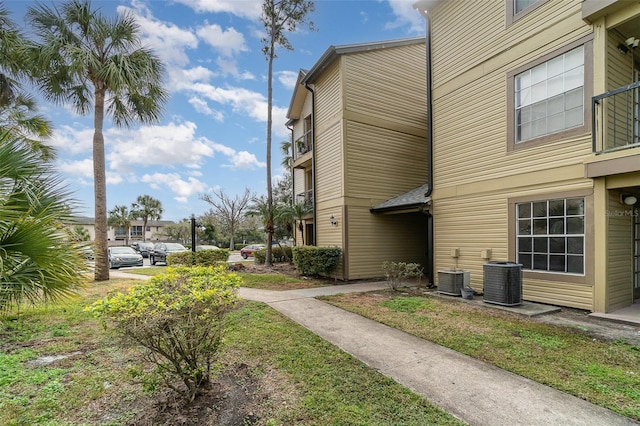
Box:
[634,204,640,300]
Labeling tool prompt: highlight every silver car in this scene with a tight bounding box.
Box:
[108,246,143,269]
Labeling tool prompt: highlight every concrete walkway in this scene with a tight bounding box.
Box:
[239,284,639,426]
[111,271,637,425]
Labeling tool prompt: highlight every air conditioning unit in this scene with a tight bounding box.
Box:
[483,262,522,306]
[438,269,469,296]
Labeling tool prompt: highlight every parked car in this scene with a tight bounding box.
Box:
[149,242,188,265]
[131,241,154,258]
[196,245,220,251]
[240,244,265,259]
[108,246,143,269]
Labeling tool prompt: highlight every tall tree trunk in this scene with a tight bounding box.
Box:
[142,217,148,241]
[93,88,109,281]
[265,37,275,266]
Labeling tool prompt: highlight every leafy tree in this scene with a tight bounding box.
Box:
[27,0,168,281]
[131,194,163,241]
[108,205,135,246]
[0,6,54,159]
[200,188,253,250]
[158,219,191,244]
[69,225,91,242]
[261,0,315,265]
[283,201,312,245]
[280,139,292,169]
[0,131,86,311]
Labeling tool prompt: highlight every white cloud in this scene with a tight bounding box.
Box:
[141,173,209,202]
[119,4,199,67]
[188,97,225,120]
[226,150,266,170]
[196,23,248,57]
[173,0,262,21]
[385,0,426,34]
[50,126,95,155]
[58,158,94,178]
[277,70,299,90]
[104,122,215,172]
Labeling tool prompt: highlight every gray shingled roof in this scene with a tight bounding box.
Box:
[370,183,431,213]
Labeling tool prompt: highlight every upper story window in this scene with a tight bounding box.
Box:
[516,197,585,274]
[515,46,584,143]
[514,0,537,14]
[506,0,548,25]
[507,37,592,151]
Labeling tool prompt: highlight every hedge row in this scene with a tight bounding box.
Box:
[167,249,230,266]
[254,246,292,264]
[292,246,341,276]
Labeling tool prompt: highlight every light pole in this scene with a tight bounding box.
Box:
[190,215,197,253]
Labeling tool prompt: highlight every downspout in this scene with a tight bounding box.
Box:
[304,82,317,246]
[414,1,434,287]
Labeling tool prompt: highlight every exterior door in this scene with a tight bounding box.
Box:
[634,205,640,300]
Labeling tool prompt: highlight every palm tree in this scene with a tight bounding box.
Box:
[283,201,312,245]
[108,205,134,247]
[280,140,293,169]
[261,0,315,265]
[0,6,54,159]
[27,0,168,281]
[0,131,86,311]
[131,195,163,241]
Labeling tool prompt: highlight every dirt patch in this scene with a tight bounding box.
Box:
[127,362,295,426]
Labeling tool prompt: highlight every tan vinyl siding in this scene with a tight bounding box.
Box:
[606,190,634,310]
[345,121,427,200]
[435,180,595,309]
[346,207,428,280]
[315,122,342,202]
[432,61,591,190]
[430,0,586,90]
[343,44,426,128]
[313,60,342,128]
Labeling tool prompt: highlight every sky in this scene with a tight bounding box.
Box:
[5,0,426,222]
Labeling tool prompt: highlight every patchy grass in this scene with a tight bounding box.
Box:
[120,266,166,276]
[0,277,459,425]
[236,272,330,290]
[321,290,640,420]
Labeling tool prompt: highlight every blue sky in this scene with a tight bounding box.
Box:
[6,0,425,222]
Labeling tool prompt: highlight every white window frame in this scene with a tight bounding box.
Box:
[515,46,584,143]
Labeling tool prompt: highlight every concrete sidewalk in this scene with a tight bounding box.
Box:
[239,284,638,426]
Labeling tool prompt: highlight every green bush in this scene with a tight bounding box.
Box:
[168,249,230,266]
[292,246,342,276]
[254,246,293,265]
[87,265,241,400]
[381,261,424,291]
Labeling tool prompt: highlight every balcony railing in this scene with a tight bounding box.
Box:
[592,80,640,154]
[294,131,312,159]
[296,189,314,208]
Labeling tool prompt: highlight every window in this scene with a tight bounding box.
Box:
[515,46,584,143]
[506,0,548,25]
[516,197,585,274]
[131,226,143,237]
[507,37,592,150]
[514,0,537,14]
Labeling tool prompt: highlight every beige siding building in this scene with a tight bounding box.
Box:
[287,38,430,280]
[416,0,640,313]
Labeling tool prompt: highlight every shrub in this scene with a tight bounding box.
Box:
[87,265,241,400]
[167,249,230,266]
[292,246,342,276]
[381,261,424,291]
[254,246,293,265]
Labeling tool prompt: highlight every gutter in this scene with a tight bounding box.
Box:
[414,1,435,286]
[304,82,317,246]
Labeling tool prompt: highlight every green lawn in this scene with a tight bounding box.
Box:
[0,277,459,425]
[321,290,640,421]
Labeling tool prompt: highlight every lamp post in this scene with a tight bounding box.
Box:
[190,215,197,253]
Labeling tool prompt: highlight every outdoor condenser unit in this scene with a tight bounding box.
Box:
[483,262,522,306]
[437,269,469,296]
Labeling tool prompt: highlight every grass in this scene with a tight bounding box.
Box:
[0,276,459,425]
[321,291,640,420]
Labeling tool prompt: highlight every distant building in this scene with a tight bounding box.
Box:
[68,216,175,244]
